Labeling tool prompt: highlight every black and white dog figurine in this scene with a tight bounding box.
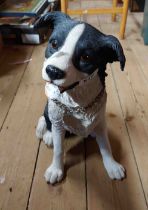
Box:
[35,12,126,184]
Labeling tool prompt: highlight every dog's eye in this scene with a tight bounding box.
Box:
[50,40,58,49]
[80,54,90,62]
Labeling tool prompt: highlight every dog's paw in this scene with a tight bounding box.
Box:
[103,158,125,180]
[43,130,53,147]
[44,165,64,184]
[36,116,46,139]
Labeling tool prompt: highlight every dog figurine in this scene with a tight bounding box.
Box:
[35,12,126,184]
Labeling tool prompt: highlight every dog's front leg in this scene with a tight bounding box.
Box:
[94,120,125,180]
[44,122,65,184]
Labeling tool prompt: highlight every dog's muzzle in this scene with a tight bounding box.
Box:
[46,65,65,80]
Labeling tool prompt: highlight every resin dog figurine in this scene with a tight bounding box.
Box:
[35,12,126,184]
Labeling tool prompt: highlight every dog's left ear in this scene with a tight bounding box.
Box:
[100,35,126,71]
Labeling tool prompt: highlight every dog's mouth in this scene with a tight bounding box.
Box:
[44,70,98,93]
[59,81,79,93]
[45,80,79,93]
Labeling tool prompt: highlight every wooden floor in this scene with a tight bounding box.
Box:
[0,1,148,210]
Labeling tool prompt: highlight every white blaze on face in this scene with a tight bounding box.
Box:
[42,23,86,86]
[60,23,85,56]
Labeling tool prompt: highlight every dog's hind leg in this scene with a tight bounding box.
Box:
[94,118,126,180]
[43,130,53,147]
[36,102,53,147]
[36,116,47,139]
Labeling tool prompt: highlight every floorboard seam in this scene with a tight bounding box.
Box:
[26,140,41,210]
[84,138,88,210]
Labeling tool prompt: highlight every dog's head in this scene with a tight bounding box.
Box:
[35,12,125,89]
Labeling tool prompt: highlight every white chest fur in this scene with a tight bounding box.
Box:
[45,71,107,136]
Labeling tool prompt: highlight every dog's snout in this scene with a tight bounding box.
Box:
[46,65,65,80]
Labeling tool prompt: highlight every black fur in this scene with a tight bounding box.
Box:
[44,102,52,131]
[35,12,126,133]
[44,101,74,138]
[35,12,125,85]
[72,24,125,85]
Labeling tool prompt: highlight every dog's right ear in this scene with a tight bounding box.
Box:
[34,11,71,29]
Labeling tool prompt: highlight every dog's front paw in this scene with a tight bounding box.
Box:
[43,130,53,147]
[103,158,125,180]
[44,165,64,184]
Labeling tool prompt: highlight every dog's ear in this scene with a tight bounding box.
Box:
[100,35,126,71]
[34,11,71,29]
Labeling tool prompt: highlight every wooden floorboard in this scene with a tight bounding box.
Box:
[120,39,148,122]
[0,1,148,210]
[112,56,148,205]
[112,59,148,208]
[0,45,33,130]
[127,38,148,82]
[0,44,46,210]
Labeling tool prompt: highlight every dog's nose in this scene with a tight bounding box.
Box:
[46,65,65,80]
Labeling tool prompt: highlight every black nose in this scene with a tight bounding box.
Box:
[46,65,65,80]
